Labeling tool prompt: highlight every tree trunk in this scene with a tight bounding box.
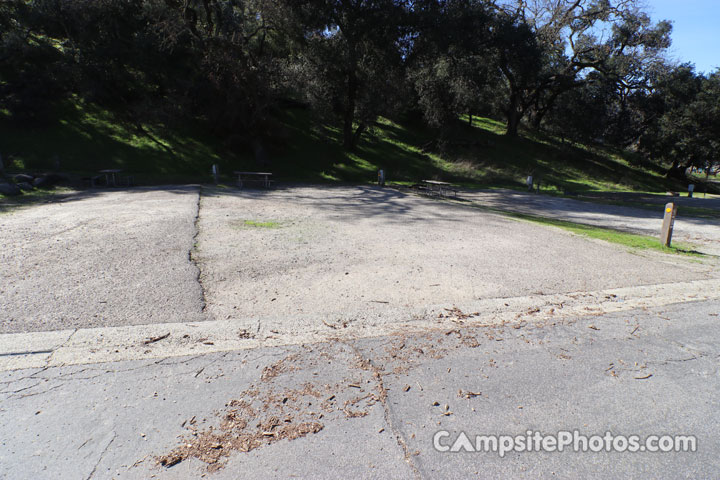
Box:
[253,138,268,167]
[530,110,543,131]
[343,71,358,150]
[351,123,366,149]
[505,93,521,137]
[666,159,688,180]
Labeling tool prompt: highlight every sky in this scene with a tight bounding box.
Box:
[646,0,720,74]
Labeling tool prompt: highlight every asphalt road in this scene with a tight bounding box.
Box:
[1,300,718,479]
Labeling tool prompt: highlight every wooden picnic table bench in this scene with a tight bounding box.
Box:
[90,169,132,188]
[420,180,458,198]
[234,171,273,189]
[99,169,123,187]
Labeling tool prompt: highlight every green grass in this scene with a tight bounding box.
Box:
[267,110,690,194]
[0,97,696,196]
[484,207,702,256]
[0,99,239,182]
[242,220,282,228]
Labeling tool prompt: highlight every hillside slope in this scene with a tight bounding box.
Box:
[0,100,692,194]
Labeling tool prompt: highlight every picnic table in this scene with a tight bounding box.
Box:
[234,171,273,189]
[99,169,123,187]
[421,180,457,198]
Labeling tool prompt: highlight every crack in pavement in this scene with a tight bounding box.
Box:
[191,187,209,314]
[0,380,43,396]
[44,329,78,367]
[11,382,63,400]
[85,432,116,480]
[340,340,423,479]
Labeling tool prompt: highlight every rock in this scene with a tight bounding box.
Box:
[16,182,34,192]
[0,183,22,196]
[32,173,66,189]
[13,174,34,183]
[32,176,49,188]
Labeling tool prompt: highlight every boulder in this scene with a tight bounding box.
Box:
[13,174,34,183]
[0,183,22,196]
[16,182,34,192]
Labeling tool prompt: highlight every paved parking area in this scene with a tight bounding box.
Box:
[0,187,206,334]
[197,186,717,334]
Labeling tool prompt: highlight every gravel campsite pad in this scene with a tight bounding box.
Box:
[196,185,716,334]
[1,184,716,338]
[0,187,206,333]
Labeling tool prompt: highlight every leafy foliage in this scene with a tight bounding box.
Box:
[0,0,716,181]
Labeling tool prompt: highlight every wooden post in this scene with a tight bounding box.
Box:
[660,202,677,247]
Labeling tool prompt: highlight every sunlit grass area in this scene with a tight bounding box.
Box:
[0,99,695,196]
[242,220,283,228]
[486,208,703,256]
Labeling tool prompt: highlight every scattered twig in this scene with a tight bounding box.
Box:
[322,319,339,330]
[143,333,170,345]
[458,389,483,398]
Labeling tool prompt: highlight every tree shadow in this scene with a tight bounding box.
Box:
[201,183,480,225]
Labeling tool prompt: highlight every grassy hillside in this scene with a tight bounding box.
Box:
[0,101,230,184]
[0,99,693,194]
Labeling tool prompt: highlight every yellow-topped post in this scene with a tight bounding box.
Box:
[660,202,677,247]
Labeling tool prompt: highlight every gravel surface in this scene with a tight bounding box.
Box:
[0,187,206,333]
[2,184,716,337]
[197,186,717,330]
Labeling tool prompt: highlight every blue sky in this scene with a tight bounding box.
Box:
[647,0,719,74]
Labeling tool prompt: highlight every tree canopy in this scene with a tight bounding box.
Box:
[1,0,717,177]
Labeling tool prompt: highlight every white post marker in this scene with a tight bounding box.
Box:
[378,169,385,186]
[526,175,533,191]
[688,184,694,198]
[212,164,219,185]
[660,202,677,247]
